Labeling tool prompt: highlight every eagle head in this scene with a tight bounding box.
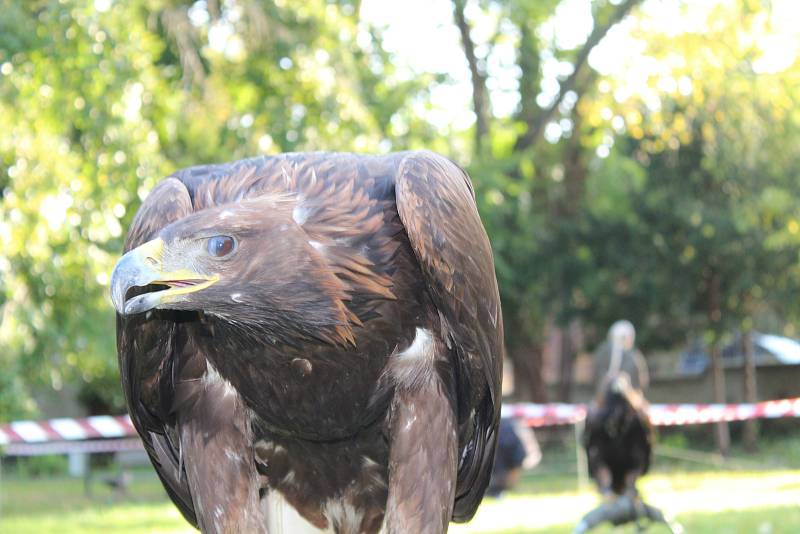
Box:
[110,197,356,345]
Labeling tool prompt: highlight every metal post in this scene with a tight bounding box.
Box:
[68,451,88,477]
[574,418,588,490]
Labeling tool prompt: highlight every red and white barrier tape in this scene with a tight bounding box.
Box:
[501,403,587,427]
[649,397,800,426]
[2,398,799,450]
[502,397,800,427]
[0,415,136,446]
[5,438,145,457]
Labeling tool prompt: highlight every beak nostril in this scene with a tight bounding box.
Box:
[145,256,159,267]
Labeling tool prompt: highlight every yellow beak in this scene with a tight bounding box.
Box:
[110,238,218,315]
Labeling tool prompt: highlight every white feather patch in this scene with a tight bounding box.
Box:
[323,499,364,534]
[202,362,237,398]
[292,201,310,226]
[262,490,334,534]
[389,328,437,389]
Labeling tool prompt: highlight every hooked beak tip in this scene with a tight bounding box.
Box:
[110,239,165,315]
[111,283,126,315]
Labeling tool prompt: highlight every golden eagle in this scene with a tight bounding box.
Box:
[110,152,503,533]
[582,372,653,497]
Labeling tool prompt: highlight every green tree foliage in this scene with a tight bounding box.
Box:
[0,0,434,420]
[1,0,799,421]
[584,0,800,340]
[452,0,800,404]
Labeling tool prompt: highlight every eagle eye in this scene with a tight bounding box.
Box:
[207,235,236,258]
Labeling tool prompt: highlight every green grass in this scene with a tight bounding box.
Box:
[0,468,168,516]
[0,468,192,533]
[458,506,799,534]
[1,502,193,534]
[1,444,799,533]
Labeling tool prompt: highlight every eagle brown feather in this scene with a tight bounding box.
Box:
[113,151,503,533]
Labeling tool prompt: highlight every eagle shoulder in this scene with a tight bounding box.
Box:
[393,151,504,522]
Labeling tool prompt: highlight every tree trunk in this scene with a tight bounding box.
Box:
[742,328,758,451]
[452,0,490,152]
[515,23,541,151]
[510,342,547,402]
[708,273,730,455]
[709,340,730,455]
[558,325,575,402]
[561,108,588,216]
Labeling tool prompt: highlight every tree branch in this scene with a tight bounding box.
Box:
[162,7,206,90]
[516,0,642,151]
[452,0,491,152]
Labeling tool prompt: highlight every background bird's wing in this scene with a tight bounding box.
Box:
[394,152,504,522]
[116,177,198,526]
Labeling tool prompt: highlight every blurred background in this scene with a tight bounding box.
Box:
[1,0,799,532]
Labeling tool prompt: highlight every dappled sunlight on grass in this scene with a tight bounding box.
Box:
[454,505,799,534]
[1,503,193,534]
[451,470,800,534]
[643,470,800,513]
[1,465,797,533]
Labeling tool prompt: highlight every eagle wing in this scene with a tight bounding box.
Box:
[116,177,198,526]
[394,152,504,521]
